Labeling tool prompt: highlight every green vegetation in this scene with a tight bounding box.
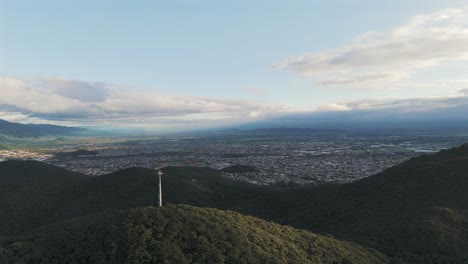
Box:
[1,144,468,263]
[0,119,85,138]
[0,119,152,149]
[51,149,99,162]
[0,160,89,234]
[0,205,387,264]
[0,142,9,150]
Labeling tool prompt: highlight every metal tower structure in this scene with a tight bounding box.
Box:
[157,169,164,207]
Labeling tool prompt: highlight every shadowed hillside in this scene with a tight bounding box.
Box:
[0,205,388,264]
[0,160,89,234]
[282,144,468,263]
[1,144,468,263]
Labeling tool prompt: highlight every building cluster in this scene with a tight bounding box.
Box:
[36,134,464,185]
[0,150,52,161]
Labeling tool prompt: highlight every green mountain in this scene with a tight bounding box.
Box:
[1,144,468,263]
[0,119,86,138]
[0,142,9,150]
[0,205,387,264]
[0,160,89,234]
[282,145,468,263]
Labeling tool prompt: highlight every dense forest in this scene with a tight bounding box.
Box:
[1,144,468,263]
[0,205,387,264]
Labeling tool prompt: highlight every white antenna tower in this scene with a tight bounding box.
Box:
[157,169,164,207]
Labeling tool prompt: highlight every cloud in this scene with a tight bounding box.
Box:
[318,95,468,114]
[40,78,110,102]
[3,76,468,130]
[459,89,468,95]
[317,103,351,112]
[275,7,468,89]
[262,94,468,129]
[0,76,294,129]
[248,110,263,118]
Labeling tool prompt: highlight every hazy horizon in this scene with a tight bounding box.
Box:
[2,1,468,131]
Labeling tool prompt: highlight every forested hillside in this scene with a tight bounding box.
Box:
[0,205,388,264]
[1,144,468,263]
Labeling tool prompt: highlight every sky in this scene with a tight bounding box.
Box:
[1,0,468,130]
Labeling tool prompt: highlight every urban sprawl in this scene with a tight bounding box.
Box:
[2,133,465,186]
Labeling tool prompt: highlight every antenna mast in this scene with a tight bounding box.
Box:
[157,169,164,207]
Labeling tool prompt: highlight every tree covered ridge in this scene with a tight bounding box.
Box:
[1,144,468,263]
[0,205,388,264]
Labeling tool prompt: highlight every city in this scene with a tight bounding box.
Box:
[5,132,460,186]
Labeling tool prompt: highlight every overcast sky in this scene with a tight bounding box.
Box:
[1,0,468,130]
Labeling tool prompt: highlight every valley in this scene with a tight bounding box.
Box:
[1,144,468,263]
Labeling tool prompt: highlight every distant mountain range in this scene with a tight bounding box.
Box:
[0,119,86,138]
[1,144,468,263]
[235,106,468,130]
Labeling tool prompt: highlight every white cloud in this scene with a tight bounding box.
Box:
[275,7,468,89]
[317,95,468,114]
[248,110,263,118]
[40,78,110,102]
[317,103,351,112]
[0,76,294,129]
[266,94,468,129]
[459,88,468,95]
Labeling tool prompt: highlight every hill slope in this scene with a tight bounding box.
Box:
[284,144,468,262]
[1,144,468,262]
[0,205,388,264]
[0,119,85,138]
[0,160,89,234]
